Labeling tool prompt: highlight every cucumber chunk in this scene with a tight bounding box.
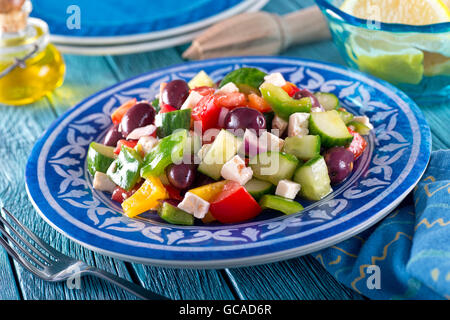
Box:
[188,70,215,89]
[348,120,371,136]
[309,110,354,147]
[244,178,275,201]
[198,129,242,180]
[283,135,321,161]
[87,142,116,176]
[336,109,354,125]
[314,92,339,110]
[158,201,194,226]
[157,109,191,138]
[249,151,299,185]
[259,194,304,215]
[293,155,332,201]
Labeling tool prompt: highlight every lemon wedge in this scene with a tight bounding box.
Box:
[340,0,450,25]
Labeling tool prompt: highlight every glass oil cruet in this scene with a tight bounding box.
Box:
[0,0,65,105]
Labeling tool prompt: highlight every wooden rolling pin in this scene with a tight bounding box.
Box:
[183,6,332,60]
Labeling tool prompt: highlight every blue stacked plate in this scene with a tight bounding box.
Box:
[30,0,268,54]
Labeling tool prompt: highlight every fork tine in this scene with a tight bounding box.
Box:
[0,234,44,278]
[0,223,47,268]
[0,214,51,264]
[1,207,62,258]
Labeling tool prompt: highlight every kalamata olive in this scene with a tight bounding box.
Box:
[324,147,354,184]
[103,123,122,146]
[224,107,266,136]
[120,102,156,137]
[161,79,190,109]
[293,89,323,110]
[166,163,196,190]
[191,172,215,189]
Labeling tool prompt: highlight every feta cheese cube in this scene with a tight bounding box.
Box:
[288,112,310,137]
[219,82,239,94]
[220,155,253,185]
[259,131,284,152]
[263,72,287,87]
[136,136,158,155]
[272,115,288,137]
[177,192,210,219]
[93,172,116,193]
[275,179,301,200]
[352,116,374,130]
[181,90,203,110]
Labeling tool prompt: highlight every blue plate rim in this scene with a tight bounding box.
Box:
[25,56,432,268]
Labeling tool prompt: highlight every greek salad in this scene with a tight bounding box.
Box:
[87,67,372,225]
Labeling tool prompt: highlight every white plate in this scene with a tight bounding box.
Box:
[51,0,268,46]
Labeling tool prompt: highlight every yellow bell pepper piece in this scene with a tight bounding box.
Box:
[188,180,228,223]
[121,177,168,218]
[188,180,227,201]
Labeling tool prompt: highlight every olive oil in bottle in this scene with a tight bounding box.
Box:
[0,0,65,105]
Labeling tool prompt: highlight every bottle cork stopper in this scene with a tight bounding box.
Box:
[0,0,28,33]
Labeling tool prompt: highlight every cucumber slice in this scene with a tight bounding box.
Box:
[314,92,339,110]
[157,109,191,138]
[219,67,267,94]
[309,110,354,147]
[348,120,371,136]
[259,195,304,215]
[244,178,275,201]
[158,202,194,226]
[249,151,299,185]
[87,142,115,176]
[188,70,215,89]
[336,109,354,125]
[283,135,321,161]
[293,155,332,201]
[198,129,242,180]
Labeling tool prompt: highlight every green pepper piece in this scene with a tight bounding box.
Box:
[219,67,267,94]
[260,82,312,120]
[106,146,142,191]
[158,201,194,225]
[141,129,187,178]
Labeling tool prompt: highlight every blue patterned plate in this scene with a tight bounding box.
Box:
[25,57,431,268]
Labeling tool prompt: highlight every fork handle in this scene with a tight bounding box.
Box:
[83,267,169,300]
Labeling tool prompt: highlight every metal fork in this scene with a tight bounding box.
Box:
[0,207,168,300]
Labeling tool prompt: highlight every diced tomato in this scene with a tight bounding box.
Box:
[191,86,216,96]
[159,103,177,113]
[111,181,143,204]
[114,139,138,155]
[209,181,262,223]
[164,185,184,201]
[215,92,247,109]
[347,128,367,160]
[281,82,300,97]
[111,98,137,125]
[247,93,272,113]
[191,94,222,132]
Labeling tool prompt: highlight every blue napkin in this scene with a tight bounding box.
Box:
[315,150,450,299]
[31,0,243,37]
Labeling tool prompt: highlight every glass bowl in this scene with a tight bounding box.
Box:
[315,0,450,103]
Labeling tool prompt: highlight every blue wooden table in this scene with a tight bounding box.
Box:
[0,0,448,300]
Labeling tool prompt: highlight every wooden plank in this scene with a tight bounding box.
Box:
[0,56,139,299]
[106,48,236,299]
[226,256,364,300]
